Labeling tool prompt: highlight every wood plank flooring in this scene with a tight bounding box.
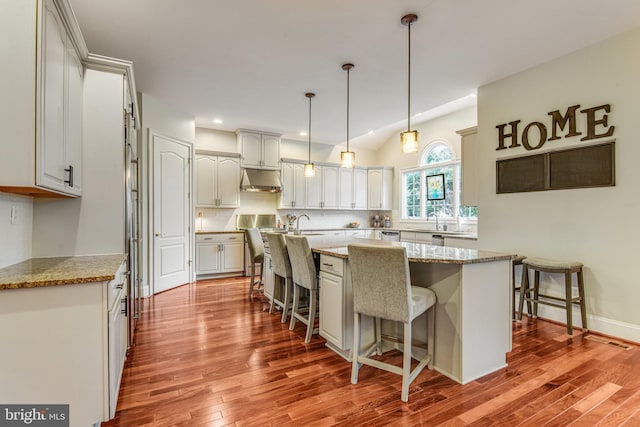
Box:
[103,277,640,426]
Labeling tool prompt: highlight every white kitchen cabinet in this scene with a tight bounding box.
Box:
[280,161,306,208]
[0,0,85,197]
[445,237,478,249]
[0,257,127,425]
[339,167,368,210]
[196,233,244,276]
[195,152,240,208]
[457,126,478,207]
[367,167,393,210]
[306,165,339,209]
[237,129,281,170]
[319,255,351,355]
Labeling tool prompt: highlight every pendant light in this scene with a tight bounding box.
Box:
[304,92,316,177]
[400,13,419,154]
[341,63,355,168]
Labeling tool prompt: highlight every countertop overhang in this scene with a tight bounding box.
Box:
[0,254,126,290]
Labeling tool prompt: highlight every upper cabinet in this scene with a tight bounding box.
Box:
[236,129,281,170]
[306,165,339,209]
[195,151,241,208]
[0,0,87,197]
[367,167,393,210]
[280,162,306,208]
[339,167,367,210]
[457,126,478,207]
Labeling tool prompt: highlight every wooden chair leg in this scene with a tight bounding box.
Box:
[304,288,317,343]
[533,270,540,318]
[565,271,573,335]
[280,277,291,324]
[427,305,435,370]
[401,322,412,402]
[517,266,529,321]
[577,269,588,332]
[249,262,256,301]
[351,312,361,384]
[375,317,382,355]
[289,284,300,331]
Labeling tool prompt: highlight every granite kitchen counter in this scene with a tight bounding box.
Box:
[0,254,126,290]
[309,236,509,264]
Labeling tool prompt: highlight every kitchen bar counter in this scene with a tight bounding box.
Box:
[0,254,125,290]
[309,236,507,264]
[311,237,514,384]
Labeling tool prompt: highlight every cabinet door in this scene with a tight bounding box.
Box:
[196,242,220,274]
[195,155,217,207]
[221,240,244,272]
[217,156,240,207]
[339,167,354,209]
[261,135,281,169]
[319,270,344,349]
[38,0,67,193]
[321,165,339,209]
[239,132,262,168]
[367,169,382,209]
[280,162,295,208]
[306,167,323,208]
[292,163,306,208]
[64,42,83,195]
[353,168,368,209]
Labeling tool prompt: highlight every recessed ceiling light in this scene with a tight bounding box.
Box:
[469,93,477,98]
[213,118,222,124]
[414,112,422,117]
[299,131,308,136]
[368,130,374,135]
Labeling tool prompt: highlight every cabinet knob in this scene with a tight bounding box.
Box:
[155,232,160,237]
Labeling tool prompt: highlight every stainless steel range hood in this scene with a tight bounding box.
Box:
[240,168,282,192]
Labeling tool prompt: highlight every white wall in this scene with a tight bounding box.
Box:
[139,93,195,295]
[32,70,125,257]
[0,193,33,268]
[477,27,640,341]
[374,106,477,226]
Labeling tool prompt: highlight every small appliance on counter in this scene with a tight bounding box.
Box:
[371,215,381,228]
[383,216,391,228]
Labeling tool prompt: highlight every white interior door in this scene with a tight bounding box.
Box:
[152,133,191,293]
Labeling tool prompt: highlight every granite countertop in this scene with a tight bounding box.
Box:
[0,254,126,291]
[309,236,511,265]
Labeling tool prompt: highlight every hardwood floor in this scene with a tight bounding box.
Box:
[104,277,640,426]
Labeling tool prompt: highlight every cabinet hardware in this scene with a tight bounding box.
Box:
[322,263,334,267]
[204,237,212,241]
[229,237,237,240]
[115,283,124,289]
[121,296,128,315]
[155,232,160,237]
[64,165,74,187]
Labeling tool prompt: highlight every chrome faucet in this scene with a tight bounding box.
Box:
[294,214,310,235]
[429,211,440,231]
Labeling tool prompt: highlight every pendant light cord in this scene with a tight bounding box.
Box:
[346,67,350,151]
[308,95,312,163]
[407,19,412,132]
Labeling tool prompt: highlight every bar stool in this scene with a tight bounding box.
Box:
[245,228,264,301]
[348,243,436,402]
[284,235,319,343]
[518,257,587,335]
[264,232,293,323]
[512,255,532,320]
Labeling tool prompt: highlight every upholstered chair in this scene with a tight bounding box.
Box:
[264,232,293,323]
[284,235,319,343]
[245,228,264,301]
[348,243,436,402]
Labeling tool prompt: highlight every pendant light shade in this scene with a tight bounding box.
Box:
[341,63,355,168]
[400,13,419,154]
[304,92,316,177]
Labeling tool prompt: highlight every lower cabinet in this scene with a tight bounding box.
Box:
[319,255,353,358]
[195,233,244,277]
[0,259,128,425]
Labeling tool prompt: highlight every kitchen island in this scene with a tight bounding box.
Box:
[308,236,514,384]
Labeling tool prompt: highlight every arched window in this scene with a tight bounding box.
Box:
[401,140,477,222]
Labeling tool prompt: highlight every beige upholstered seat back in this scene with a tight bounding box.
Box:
[284,235,317,290]
[245,228,264,261]
[265,233,292,279]
[348,244,412,323]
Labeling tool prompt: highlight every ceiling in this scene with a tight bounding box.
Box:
[69,0,640,150]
